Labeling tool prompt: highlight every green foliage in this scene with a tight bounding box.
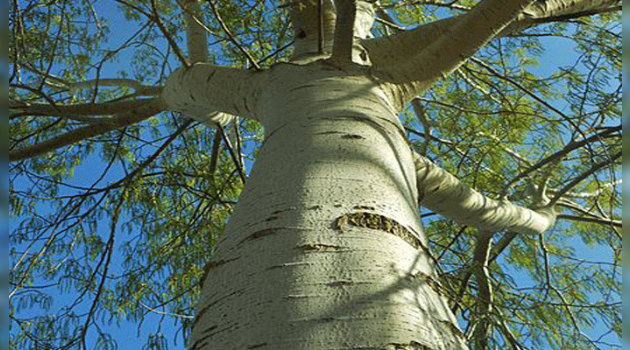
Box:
[405,6,621,350]
[9,1,621,349]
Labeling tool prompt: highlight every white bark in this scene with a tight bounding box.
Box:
[365,0,619,70]
[364,0,619,103]
[161,64,263,123]
[188,62,468,350]
[414,154,556,235]
[178,0,209,64]
[331,0,358,62]
[290,0,375,64]
[290,0,337,60]
[375,0,534,88]
[522,0,620,18]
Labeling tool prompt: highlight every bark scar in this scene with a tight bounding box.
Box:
[333,212,419,249]
[297,243,342,251]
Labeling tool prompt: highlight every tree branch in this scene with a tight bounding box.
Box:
[502,125,621,196]
[161,64,264,123]
[9,98,165,162]
[68,78,162,95]
[218,125,247,184]
[150,0,191,67]
[373,0,534,89]
[558,213,621,228]
[472,231,493,350]
[207,0,261,70]
[289,0,337,60]
[330,0,356,62]
[177,0,209,64]
[364,0,620,101]
[468,57,582,133]
[10,97,163,118]
[551,150,622,204]
[414,152,556,235]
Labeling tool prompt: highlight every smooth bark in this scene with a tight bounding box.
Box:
[161,64,263,122]
[188,61,468,350]
[414,153,556,235]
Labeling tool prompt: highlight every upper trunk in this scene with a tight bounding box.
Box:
[188,62,468,350]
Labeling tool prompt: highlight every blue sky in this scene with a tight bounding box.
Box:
[8,2,622,349]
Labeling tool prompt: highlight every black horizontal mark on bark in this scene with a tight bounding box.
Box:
[194,290,240,325]
[270,206,296,215]
[341,133,365,139]
[190,334,212,350]
[388,340,433,350]
[202,325,218,334]
[327,280,353,287]
[247,343,268,349]
[240,228,279,244]
[290,84,317,92]
[190,339,210,350]
[200,257,240,286]
[314,130,345,135]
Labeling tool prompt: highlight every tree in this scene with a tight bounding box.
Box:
[9,0,621,349]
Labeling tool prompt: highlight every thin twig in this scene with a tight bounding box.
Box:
[207,0,261,70]
[218,125,247,183]
[502,125,621,196]
[150,0,191,67]
[551,150,621,204]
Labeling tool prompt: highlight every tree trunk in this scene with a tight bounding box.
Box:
[188,62,468,349]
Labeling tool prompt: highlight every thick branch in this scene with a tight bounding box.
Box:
[9,98,165,162]
[289,0,337,60]
[289,0,375,63]
[68,78,161,95]
[177,0,208,63]
[331,0,356,62]
[10,98,162,118]
[414,153,556,235]
[374,0,534,88]
[161,64,264,123]
[514,0,621,29]
[364,0,620,101]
